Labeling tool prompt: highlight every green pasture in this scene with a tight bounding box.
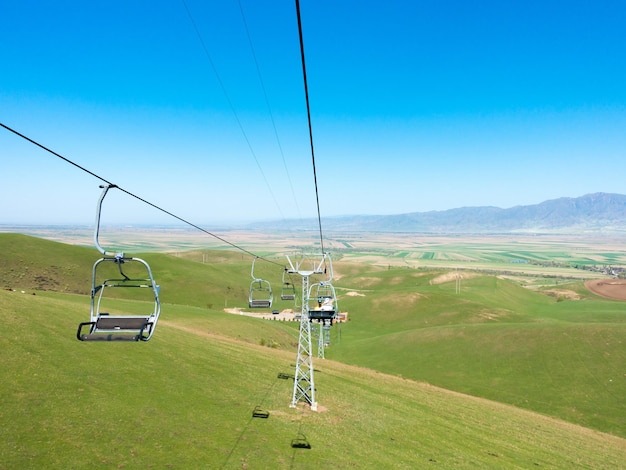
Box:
[2,233,626,467]
[329,267,626,437]
[3,289,626,468]
[338,235,626,281]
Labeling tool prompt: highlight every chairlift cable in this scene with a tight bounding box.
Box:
[294,0,325,254]
[1,123,114,186]
[237,0,303,221]
[180,0,286,221]
[0,122,282,267]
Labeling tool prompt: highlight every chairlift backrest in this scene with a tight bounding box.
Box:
[93,184,123,258]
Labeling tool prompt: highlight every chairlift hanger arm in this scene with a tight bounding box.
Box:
[323,252,334,283]
[251,256,259,281]
[94,184,124,258]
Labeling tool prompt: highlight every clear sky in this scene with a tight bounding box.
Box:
[2,0,626,226]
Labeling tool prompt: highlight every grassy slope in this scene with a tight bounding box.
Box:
[2,233,626,451]
[0,233,94,293]
[330,265,626,437]
[0,234,284,311]
[2,289,626,469]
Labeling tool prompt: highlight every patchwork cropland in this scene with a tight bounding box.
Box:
[1,229,626,468]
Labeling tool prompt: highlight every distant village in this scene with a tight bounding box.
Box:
[572,264,625,278]
[514,258,626,278]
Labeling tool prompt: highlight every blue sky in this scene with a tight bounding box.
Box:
[2,0,626,225]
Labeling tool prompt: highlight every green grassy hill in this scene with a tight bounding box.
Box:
[2,233,626,467]
[329,266,626,437]
[0,233,278,311]
[0,233,95,293]
[2,288,626,468]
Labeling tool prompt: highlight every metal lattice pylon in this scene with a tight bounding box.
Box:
[287,253,331,411]
[291,273,317,410]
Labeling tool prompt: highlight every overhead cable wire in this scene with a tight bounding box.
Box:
[294,0,325,254]
[180,0,285,221]
[0,122,282,266]
[237,0,303,221]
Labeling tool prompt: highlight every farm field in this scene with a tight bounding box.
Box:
[1,231,626,467]
[4,225,626,279]
[586,278,626,301]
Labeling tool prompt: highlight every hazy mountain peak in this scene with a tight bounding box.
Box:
[257,193,626,233]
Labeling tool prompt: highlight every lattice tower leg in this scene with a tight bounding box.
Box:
[323,321,331,347]
[317,321,325,359]
[290,274,317,411]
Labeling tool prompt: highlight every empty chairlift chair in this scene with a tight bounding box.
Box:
[77,184,161,342]
[280,269,296,301]
[248,257,273,309]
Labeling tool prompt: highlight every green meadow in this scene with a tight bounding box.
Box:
[327,269,626,437]
[1,233,626,468]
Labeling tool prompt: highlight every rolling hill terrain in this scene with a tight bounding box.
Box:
[1,233,626,467]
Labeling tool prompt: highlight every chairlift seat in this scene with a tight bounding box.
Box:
[77,314,154,341]
[95,315,151,330]
[308,309,336,322]
[281,293,296,301]
[77,330,146,341]
[249,299,272,308]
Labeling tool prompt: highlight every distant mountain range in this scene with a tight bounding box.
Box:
[258,193,626,233]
